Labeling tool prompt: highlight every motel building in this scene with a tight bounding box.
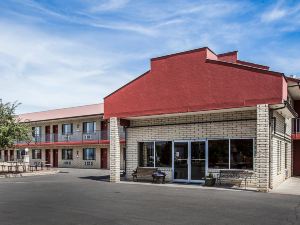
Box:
[3,104,126,170]
[104,47,300,192]
[2,47,300,192]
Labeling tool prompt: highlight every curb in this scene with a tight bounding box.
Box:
[0,170,60,178]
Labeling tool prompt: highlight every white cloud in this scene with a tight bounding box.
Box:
[261,8,286,22]
[88,0,130,12]
[1,0,300,114]
[0,21,137,114]
[261,0,300,23]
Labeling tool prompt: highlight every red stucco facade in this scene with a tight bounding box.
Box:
[104,47,286,119]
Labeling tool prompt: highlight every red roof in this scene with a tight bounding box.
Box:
[19,103,103,122]
[104,47,287,119]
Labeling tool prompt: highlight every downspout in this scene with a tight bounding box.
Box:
[124,126,127,176]
[269,109,273,190]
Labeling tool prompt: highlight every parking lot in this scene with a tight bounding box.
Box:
[0,168,299,225]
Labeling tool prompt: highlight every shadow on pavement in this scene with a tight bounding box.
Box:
[79,172,126,182]
[79,175,110,182]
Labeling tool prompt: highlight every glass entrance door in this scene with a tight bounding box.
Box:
[173,142,188,181]
[173,140,207,183]
[191,141,206,181]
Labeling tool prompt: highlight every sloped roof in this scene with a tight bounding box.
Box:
[19,103,103,122]
[104,47,287,119]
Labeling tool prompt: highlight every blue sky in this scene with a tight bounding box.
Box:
[0,0,300,114]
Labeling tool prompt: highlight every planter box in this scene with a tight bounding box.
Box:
[205,178,216,186]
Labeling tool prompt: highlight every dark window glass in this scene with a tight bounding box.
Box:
[62,124,73,134]
[285,143,288,169]
[138,142,154,167]
[83,148,95,160]
[208,140,229,169]
[16,150,26,159]
[230,139,253,169]
[62,149,73,160]
[155,141,172,167]
[83,122,96,133]
[32,149,41,159]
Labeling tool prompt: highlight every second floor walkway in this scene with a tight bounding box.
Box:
[15,129,126,147]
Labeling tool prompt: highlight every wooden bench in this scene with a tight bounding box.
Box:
[217,169,254,189]
[132,167,158,182]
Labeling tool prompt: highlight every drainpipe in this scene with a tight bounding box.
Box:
[269,110,274,190]
[124,127,127,176]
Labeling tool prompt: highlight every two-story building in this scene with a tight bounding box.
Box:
[2,46,300,192]
[3,103,126,170]
[104,47,300,192]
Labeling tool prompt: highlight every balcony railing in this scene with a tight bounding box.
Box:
[15,129,125,146]
[292,118,300,134]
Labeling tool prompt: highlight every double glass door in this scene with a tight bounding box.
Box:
[173,140,207,183]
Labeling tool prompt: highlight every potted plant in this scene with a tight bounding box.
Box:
[205,173,216,186]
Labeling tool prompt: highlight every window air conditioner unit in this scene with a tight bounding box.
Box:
[84,134,92,140]
[64,136,71,141]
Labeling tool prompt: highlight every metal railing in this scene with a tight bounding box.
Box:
[16,128,125,145]
[292,118,300,134]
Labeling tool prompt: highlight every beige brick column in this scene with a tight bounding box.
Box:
[109,117,120,182]
[256,104,270,192]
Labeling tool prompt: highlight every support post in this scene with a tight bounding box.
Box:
[109,117,120,182]
[256,104,270,192]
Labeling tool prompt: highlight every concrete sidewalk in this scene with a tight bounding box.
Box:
[271,177,300,195]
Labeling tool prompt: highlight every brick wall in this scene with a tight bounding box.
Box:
[110,117,121,182]
[270,111,292,189]
[126,110,257,183]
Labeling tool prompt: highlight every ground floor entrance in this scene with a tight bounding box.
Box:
[173,140,207,183]
[101,148,108,169]
[52,149,58,167]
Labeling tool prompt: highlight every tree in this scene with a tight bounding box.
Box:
[0,99,31,149]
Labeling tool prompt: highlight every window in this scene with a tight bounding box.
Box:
[32,127,41,141]
[16,150,25,159]
[32,149,41,159]
[285,143,288,169]
[62,149,73,160]
[208,140,229,169]
[32,126,41,137]
[155,142,172,167]
[208,139,254,170]
[83,148,95,160]
[138,141,172,167]
[83,122,96,133]
[62,124,73,134]
[139,142,154,167]
[277,141,282,174]
[230,139,253,170]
